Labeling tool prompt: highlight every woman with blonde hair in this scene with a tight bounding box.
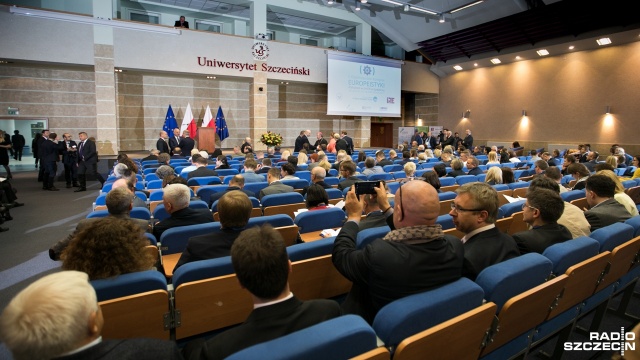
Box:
[485,166,503,185]
[403,162,416,179]
[297,152,308,165]
[487,151,500,165]
[279,150,291,163]
[596,170,639,216]
[605,156,618,169]
[433,149,442,159]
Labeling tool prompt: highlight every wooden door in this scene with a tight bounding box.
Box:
[371,123,393,148]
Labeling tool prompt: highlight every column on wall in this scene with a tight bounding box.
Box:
[250,0,268,150]
[356,22,372,56]
[354,117,371,148]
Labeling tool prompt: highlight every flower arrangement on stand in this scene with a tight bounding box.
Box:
[260,131,283,147]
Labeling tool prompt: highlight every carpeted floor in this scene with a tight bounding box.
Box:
[0,157,638,360]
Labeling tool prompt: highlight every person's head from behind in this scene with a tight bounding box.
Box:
[485,167,502,184]
[218,190,252,228]
[231,225,290,301]
[113,163,128,178]
[162,184,190,213]
[340,161,356,177]
[157,153,170,164]
[311,166,326,183]
[267,167,281,183]
[105,186,133,215]
[433,163,447,177]
[155,165,175,180]
[529,176,561,194]
[534,160,549,174]
[244,158,258,171]
[451,159,463,171]
[585,174,616,207]
[501,167,515,184]
[524,188,564,226]
[544,166,562,183]
[365,157,375,169]
[280,163,296,178]
[488,151,498,162]
[595,170,625,194]
[404,161,416,177]
[194,155,208,167]
[0,271,102,360]
[421,171,441,191]
[61,217,153,280]
[567,163,590,179]
[451,183,499,233]
[229,174,245,189]
[306,184,329,209]
[393,180,439,229]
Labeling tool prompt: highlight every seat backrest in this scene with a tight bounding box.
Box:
[624,216,640,237]
[356,226,391,249]
[296,170,311,182]
[149,190,165,201]
[325,188,343,200]
[226,315,378,360]
[243,181,269,194]
[187,176,221,186]
[146,179,164,189]
[589,222,635,252]
[455,175,477,185]
[368,173,393,181]
[508,181,530,190]
[622,180,637,189]
[130,207,151,220]
[372,278,485,351]
[560,189,585,202]
[287,237,335,262]
[500,199,526,218]
[188,199,210,210]
[438,191,457,201]
[152,204,170,221]
[387,182,400,195]
[475,253,553,311]
[86,210,109,219]
[281,179,310,190]
[439,177,456,186]
[91,270,167,302]
[324,177,340,186]
[294,207,345,233]
[247,214,295,228]
[436,214,455,230]
[144,232,157,246]
[159,222,221,255]
[172,255,234,289]
[596,236,640,292]
[196,185,229,206]
[383,164,403,172]
[95,193,107,206]
[542,236,600,275]
[261,192,305,207]
[101,183,113,193]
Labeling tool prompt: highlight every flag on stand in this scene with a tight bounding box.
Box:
[202,105,216,130]
[215,106,229,142]
[162,105,178,134]
[180,103,197,138]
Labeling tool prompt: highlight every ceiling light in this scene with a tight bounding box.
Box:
[381,0,403,5]
[403,4,409,11]
[355,0,361,10]
[410,6,438,15]
[439,14,445,23]
[490,58,501,64]
[453,65,463,71]
[449,0,484,14]
[114,69,122,72]
[327,0,334,3]
[207,76,216,79]
[568,45,575,50]
[522,110,527,117]
[596,37,611,45]
[474,63,478,67]
[605,106,611,114]
[360,0,368,3]
[515,56,521,60]
[536,49,549,56]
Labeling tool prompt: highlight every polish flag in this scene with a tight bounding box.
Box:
[201,105,216,130]
[181,103,197,138]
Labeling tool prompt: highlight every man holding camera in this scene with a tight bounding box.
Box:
[332,181,464,323]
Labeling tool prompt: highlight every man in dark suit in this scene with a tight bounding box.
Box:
[335,134,349,154]
[209,175,256,206]
[182,224,341,359]
[313,132,328,152]
[174,191,253,271]
[37,129,50,182]
[466,156,483,176]
[157,130,170,154]
[584,175,632,231]
[341,131,354,155]
[152,184,214,239]
[179,130,195,157]
[41,132,60,191]
[358,192,388,231]
[513,188,572,254]
[301,167,331,196]
[141,149,160,163]
[0,271,182,360]
[294,130,310,152]
[425,131,438,150]
[169,128,181,155]
[11,130,25,161]
[174,15,189,28]
[583,151,599,172]
[49,187,150,260]
[333,181,463,323]
[61,133,79,188]
[337,161,362,191]
[74,132,98,192]
[187,156,218,179]
[449,183,520,280]
[462,129,473,150]
[256,158,272,174]
[258,168,294,200]
[375,150,393,167]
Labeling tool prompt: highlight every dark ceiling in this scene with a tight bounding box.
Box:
[416,0,640,64]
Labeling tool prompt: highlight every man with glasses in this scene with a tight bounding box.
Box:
[337,161,362,191]
[512,188,572,254]
[332,181,464,323]
[449,183,519,280]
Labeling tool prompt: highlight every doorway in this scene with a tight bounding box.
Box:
[370,123,393,148]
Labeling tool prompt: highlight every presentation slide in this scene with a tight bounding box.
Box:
[327,52,402,117]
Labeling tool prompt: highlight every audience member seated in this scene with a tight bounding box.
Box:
[116,154,139,174]
[561,154,577,175]
[484,167,502,185]
[440,152,452,167]
[337,161,362,191]
[446,159,466,177]
[513,188,572,254]
[449,183,520,280]
[388,149,398,161]
[210,175,256,206]
[486,151,500,165]
[301,167,331,196]
[466,156,483,176]
[541,151,556,167]
[256,158,272,174]
[242,159,266,183]
[61,217,155,280]
[529,177,590,238]
[187,155,218,179]
[215,156,230,169]
[141,148,160,162]
[583,152,600,172]
[332,182,464,323]
[152,184,214,239]
[280,163,299,180]
[112,178,147,208]
[500,148,511,164]
[278,150,291,163]
[501,167,515,184]
[376,150,393,167]
[0,271,182,360]
[567,163,590,190]
[305,184,330,211]
[259,168,295,200]
[544,166,569,193]
[596,170,639,216]
[584,174,632,231]
[632,156,640,179]
[433,163,447,178]
[519,160,548,182]
[358,183,390,231]
[362,157,384,176]
[112,163,129,179]
[182,225,341,359]
[402,162,417,181]
[50,187,150,260]
[156,164,175,181]
[175,191,253,271]
[421,171,441,193]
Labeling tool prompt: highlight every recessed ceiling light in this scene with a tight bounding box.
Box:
[207,76,216,79]
[453,65,463,71]
[114,69,123,72]
[360,0,368,3]
[515,56,521,60]
[536,49,549,56]
[569,45,575,50]
[490,58,501,64]
[328,0,334,4]
[597,37,611,45]
[474,63,478,67]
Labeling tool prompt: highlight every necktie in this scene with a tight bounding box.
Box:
[78,141,84,160]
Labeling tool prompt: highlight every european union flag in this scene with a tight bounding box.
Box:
[162,105,178,134]
[215,106,229,142]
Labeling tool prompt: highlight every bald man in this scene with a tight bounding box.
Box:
[332,181,464,323]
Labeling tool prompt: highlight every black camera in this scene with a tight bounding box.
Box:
[354,181,382,196]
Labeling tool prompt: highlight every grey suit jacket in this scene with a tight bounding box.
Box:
[54,338,183,360]
[584,198,632,231]
[258,181,294,199]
